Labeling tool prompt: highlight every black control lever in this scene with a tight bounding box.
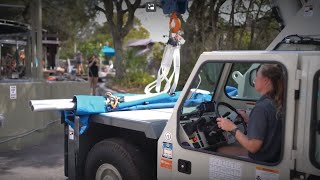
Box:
[205,112,231,133]
[183,117,206,136]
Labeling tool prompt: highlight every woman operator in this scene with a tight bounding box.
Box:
[217,64,284,163]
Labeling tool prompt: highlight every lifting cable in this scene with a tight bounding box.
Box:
[145,0,188,94]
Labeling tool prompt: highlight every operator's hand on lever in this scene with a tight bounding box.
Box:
[216,117,237,132]
[236,109,249,123]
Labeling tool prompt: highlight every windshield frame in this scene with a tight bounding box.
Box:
[310,70,320,169]
[179,61,225,116]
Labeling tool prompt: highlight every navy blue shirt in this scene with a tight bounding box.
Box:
[247,95,282,163]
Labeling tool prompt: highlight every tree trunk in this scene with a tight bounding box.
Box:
[249,0,263,49]
[226,0,236,49]
[100,0,141,79]
[212,0,226,50]
[113,33,125,79]
[237,0,253,49]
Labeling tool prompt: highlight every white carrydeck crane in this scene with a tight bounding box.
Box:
[30,0,320,179]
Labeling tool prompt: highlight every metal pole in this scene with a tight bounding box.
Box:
[99,43,102,72]
[16,38,19,66]
[64,121,69,177]
[74,42,77,54]
[55,45,60,69]
[0,43,2,79]
[74,116,80,180]
[29,99,75,112]
[30,0,37,79]
[44,43,47,70]
[36,0,43,80]
[25,35,32,77]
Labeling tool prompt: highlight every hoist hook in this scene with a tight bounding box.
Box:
[169,12,181,33]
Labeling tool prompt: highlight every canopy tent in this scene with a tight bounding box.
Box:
[101,45,115,57]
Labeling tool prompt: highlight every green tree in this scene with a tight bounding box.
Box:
[40,0,95,59]
[94,0,145,79]
[149,42,164,74]
[178,0,279,89]
[77,15,149,62]
[118,48,154,89]
[77,24,113,60]
[124,18,150,44]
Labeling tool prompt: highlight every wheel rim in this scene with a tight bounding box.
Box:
[95,163,122,180]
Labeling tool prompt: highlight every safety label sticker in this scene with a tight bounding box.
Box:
[162,142,173,159]
[255,166,279,180]
[160,158,172,170]
[209,157,242,180]
[68,125,74,140]
[164,132,172,141]
[10,86,16,99]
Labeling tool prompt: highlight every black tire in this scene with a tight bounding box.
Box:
[84,138,153,180]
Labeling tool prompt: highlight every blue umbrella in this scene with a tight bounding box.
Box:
[102,45,115,57]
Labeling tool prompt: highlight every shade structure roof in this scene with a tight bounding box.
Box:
[0,19,29,35]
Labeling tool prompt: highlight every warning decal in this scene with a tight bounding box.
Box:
[162,142,173,159]
[160,158,172,170]
[209,157,242,180]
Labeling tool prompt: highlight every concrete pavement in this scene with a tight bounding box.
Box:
[0,134,65,180]
[97,81,120,96]
[0,82,115,180]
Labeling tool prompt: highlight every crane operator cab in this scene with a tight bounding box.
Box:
[178,60,284,163]
[180,63,261,152]
[161,51,320,179]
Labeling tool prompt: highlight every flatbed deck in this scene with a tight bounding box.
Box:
[91,108,173,139]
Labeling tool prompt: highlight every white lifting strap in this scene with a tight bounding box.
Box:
[144,44,180,94]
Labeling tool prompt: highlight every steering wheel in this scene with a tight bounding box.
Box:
[215,102,247,134]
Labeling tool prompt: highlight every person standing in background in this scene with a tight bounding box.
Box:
[75,50,84,76]
[88,55,99,95]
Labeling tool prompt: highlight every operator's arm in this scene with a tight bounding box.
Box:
[217,118,263,153]
[234,130,263,153]
[217,105,267,154]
